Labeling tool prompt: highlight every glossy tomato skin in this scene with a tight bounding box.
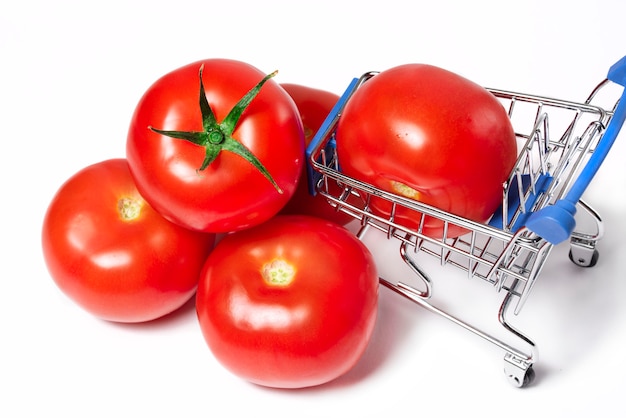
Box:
[196,215,379,389]
[279,83,360,226]
[335,64,517,238]
[126,59,305,233]
[41,159,215,323]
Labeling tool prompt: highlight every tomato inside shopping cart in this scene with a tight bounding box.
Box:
[335,63,518,238]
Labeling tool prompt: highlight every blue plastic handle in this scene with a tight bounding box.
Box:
[305,77,360,196]
[526,55,626,244]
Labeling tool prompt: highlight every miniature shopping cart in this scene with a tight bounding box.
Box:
[306,56,626,387]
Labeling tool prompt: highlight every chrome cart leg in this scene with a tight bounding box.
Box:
[499,284,537,388]
[381,277,537,388]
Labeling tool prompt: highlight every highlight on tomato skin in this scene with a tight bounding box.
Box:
[195,214,379,389]
[41,158,216,323]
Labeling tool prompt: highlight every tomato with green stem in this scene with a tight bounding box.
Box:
[196,215,379,389]
[41,158,215,323]
[126,59,305,233]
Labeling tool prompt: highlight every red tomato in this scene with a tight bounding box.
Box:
[126,59,305,233]
[335,64,518,238]
[279,83,360,226]
[196,215,379,389]
[41,159,215,323]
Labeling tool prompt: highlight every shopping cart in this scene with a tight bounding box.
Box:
[306,55,626,387]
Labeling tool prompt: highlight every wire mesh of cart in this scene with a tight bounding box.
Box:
[305,56,626,388]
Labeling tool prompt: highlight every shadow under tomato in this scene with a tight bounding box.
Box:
[323,285,422,388]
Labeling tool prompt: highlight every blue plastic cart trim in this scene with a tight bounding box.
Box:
[305,77,360,196]
[489,173,553,231]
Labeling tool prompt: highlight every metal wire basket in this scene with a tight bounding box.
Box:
[306,55,626,387]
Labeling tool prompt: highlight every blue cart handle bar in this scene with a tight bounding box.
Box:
[526,55,626,244]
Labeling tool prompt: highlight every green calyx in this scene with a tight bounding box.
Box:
[149,65,283,194]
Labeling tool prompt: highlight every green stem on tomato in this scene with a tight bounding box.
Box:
[148,65,283,194]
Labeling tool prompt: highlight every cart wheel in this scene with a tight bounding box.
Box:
[568,248,599,267]
[506,364,535,388]
[504,353,536,388]
[521,365,535,387]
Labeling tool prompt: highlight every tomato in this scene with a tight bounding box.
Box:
[196,215,379,389]
[126,59,305,233]
[41,159,215,323]
[279,83,360,226]
[335,64,518,238]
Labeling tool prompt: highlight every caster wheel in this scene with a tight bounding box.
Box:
[504,355,536,388]
[521,365,535,388]
[568,248,599,267]
[506,365,535,388]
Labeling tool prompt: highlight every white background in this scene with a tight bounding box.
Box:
[2,0,626,416]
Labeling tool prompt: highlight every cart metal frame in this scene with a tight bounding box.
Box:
[306,56,626,387]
